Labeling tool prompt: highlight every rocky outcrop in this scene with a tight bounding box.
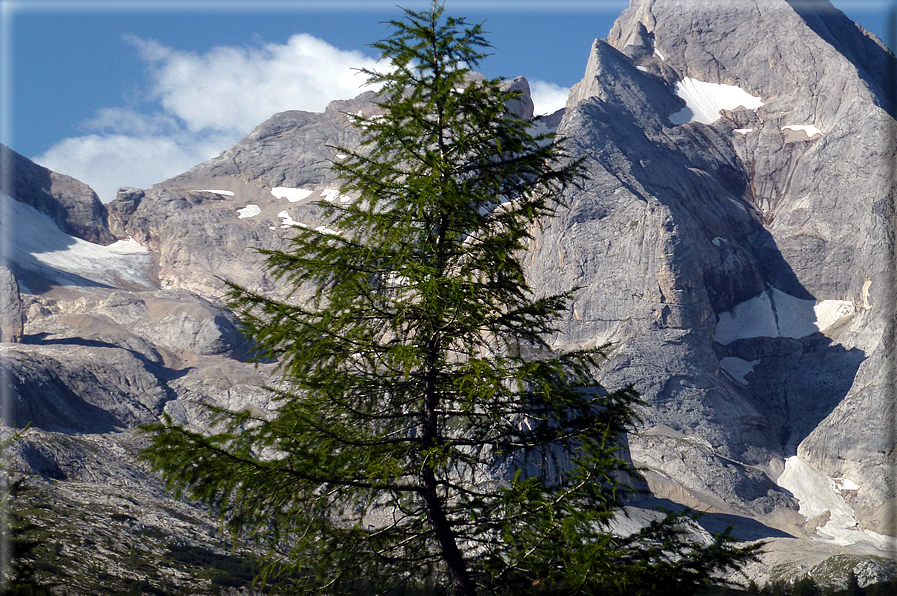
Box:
[103,95,368,296]
[0,265,23,342]
[2,144,115,245]
[2,344,166,433]
[105,80,537,299]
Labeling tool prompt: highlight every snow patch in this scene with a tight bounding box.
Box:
[636,65,649,72]
[527,116,560,148]
[734,128,754,135]
[834,477,860,492]
[814,300,855,331]
[782,124,822,137]
[317,189,352,204]
[862,280,872,309]
[198,189,234,196]
[277,210,306,228]
[236,204,261,219]
[718,357,759,385]
[670,78,764,126]
[654,48,665,62]
[2,195,152,289]
[715,287,854,345]
[715,291,779,345]
[321,189,343,203]
[315,225,339,236]
[106,238,147,254]
[335,153,347,160]
[776,456,892,551]
[271,187,313,203]
[357,113,385,129]
[771,288,819,339]
[711,236,727,246]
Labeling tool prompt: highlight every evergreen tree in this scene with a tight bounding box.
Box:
[792,577,822,596]
[845,571,862,596]
[142,3,759,594]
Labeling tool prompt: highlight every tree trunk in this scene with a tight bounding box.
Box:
[420,465,477,596]
[420,351,476,596]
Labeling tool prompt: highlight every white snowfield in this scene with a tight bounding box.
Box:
[733,128,754,135]
[670,78,764,125]
[782,124,823,137]
[198,189,234,196]
[236,204,261,219]
[777,456,893,552]
[1,194,152,290]
[715,286,855,345]
[271,187,313,203]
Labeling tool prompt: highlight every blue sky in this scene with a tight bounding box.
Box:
[2,1,893,202]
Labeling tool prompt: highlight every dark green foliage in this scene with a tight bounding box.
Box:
[791,577,823,596]
[141,3,758,594]
[1,433,54,596]
[844,572,861,596]
[4,483,45,592]
[163,544,261,589]
[863,578,897,596]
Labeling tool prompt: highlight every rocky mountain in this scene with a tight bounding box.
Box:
[1,0,896,592]
[551,0,896,548]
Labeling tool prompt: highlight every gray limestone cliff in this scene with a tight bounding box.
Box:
[523,0,895,541]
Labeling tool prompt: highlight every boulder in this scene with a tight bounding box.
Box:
[0,266,23,342]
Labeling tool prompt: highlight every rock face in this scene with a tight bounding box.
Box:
[3,0,897,590]
[1,144,115,245]
[0,266,23,342]
[106,78,536,298]
[525,0,895,544]
[105,94,378,297]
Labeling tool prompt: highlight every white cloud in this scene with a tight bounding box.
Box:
[35,130,238,203]
[126,34,380,133]
[529,80,570,116]
[34,32,570,205]
[83,107,181,137]
[34,34,380,203]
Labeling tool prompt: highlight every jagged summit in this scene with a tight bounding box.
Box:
[608,0,893,95]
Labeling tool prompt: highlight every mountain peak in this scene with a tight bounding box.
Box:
[607,0,894,109]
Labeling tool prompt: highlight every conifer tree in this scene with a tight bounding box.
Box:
[142,3,759,594]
